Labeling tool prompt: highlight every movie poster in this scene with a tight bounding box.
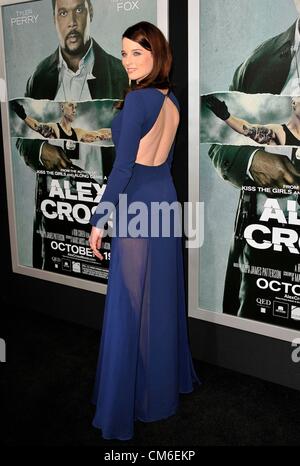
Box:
[199,0,300,332]
[0,0,166,292]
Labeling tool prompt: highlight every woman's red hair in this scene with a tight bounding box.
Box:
[116,21,173,107]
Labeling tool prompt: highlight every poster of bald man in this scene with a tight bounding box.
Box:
[0,0,168,294]
[190,0,300,336]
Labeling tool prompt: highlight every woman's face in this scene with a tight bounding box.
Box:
[121,37,154,83]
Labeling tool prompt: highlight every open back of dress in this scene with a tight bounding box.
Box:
[135,91,180,167]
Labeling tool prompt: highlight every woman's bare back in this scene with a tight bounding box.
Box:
[135,89,180,167]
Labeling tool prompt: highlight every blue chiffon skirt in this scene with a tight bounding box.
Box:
[91,163,201,440]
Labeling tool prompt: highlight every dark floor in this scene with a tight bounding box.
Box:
[1,304,300,447]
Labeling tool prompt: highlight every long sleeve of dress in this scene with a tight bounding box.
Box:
[90,91,145,229]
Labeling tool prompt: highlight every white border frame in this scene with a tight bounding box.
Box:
[0,0,169,295]
[188,0,300,342]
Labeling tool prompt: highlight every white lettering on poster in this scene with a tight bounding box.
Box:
[244,199,300,253]
[11,10,39,26]
[115,1,140,12]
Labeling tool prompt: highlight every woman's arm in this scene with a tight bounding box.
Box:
[90,90,144,230]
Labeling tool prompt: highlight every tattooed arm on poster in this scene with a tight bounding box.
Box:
[11,101,112,142]
[203,95,286,145]
[11,101,57,138]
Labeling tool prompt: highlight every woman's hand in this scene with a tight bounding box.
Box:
[89,226,104,260]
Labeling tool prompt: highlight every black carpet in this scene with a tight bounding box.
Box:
[1,304,300,447]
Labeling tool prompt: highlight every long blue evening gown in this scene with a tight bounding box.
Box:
[90,87,200,440]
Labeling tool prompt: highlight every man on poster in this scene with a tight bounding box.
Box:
[16,0,127,272]
[208,0,300,327]
[204,94,300,146]
[12,100,112,145]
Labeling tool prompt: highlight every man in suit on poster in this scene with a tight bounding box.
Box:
[16,0,127,271]
[208,0,300,328]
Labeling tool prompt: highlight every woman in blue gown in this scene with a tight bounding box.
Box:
[89,21,200,441]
